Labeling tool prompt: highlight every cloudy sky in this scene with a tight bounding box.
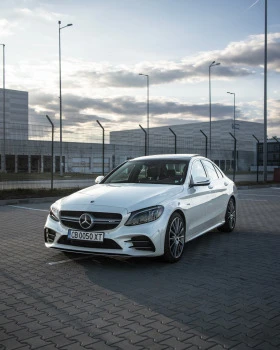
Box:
[1,0,280,141]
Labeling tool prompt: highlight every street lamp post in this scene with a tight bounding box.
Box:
[209,61,220,159]
[139,73,149,155]
[0,44,6,172]
[263,0,268,182]
[58,20,73,176]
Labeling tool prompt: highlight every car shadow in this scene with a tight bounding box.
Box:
[72,229,280,347]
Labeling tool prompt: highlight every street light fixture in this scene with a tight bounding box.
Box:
[209,61,220,159]
[0,44,5,173]
[58,20,73,176]
[139,73,149,155]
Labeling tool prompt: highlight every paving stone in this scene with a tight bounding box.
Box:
[21,336,51,349]
[1,194,280,350]
[47,334,75,347]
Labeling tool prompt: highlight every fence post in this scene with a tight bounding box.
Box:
[46,115,54,190]
[96,120,105,175]
[200,130,208,158]
[252,134,260,183]
[139,124,147,156]
[169,128,177,154]
[229,132,237,182]
[273,137,280,167]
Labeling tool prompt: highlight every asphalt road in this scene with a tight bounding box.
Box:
[1,187,280,349]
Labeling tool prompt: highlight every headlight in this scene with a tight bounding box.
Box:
[125,205,164,226]
[50,204,60,222]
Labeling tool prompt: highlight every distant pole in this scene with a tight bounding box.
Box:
[139,124,147,156]
[0,44,6,172]
[209,61,220,159]
[252,134,260,183]
[229,132,237,182]
[169,128,177,154]
[263,0,268,182]
[97,120,105,175]
[139,73,149,154]
[58,20,73,176]
[200,130,208,157]
[46,115,54,190]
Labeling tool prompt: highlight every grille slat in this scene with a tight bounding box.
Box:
[125,235,156,252]
[60,211,122,231]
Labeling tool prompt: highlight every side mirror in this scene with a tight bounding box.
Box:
[95,175,105,184]
[190,176,210,187]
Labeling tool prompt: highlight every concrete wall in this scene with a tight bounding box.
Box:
[0,88,28,140]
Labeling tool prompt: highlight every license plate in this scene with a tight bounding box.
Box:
[68,230,104,242]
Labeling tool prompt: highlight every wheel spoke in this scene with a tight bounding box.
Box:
[168,216,185,259]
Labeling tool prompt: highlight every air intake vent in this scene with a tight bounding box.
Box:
[44,228,56,243]
[126,235,155,252]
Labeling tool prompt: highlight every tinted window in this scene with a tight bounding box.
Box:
[191,160,207,181]
[104,159,189,185]
[202,160,219,180]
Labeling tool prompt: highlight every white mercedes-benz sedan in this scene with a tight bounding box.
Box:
[44,154,237,262]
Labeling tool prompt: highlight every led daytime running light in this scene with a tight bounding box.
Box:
[125,206,164,226]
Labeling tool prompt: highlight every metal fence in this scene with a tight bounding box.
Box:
[0,121,275,190]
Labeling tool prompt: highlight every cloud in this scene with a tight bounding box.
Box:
[15,7,62,22]
[73,32,280,88]
[0,19,19,36]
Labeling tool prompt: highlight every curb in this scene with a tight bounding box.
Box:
[237,184,280,190]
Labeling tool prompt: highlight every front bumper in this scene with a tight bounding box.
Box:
[44,214,167,257]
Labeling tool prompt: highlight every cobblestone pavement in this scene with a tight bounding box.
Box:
[1,187,280,349]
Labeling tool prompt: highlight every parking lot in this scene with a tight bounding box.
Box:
[1,187,280,350]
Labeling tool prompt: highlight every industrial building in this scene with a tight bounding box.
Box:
[0,88,279,174]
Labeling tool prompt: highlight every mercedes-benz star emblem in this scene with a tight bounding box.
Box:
[79,213,95,230]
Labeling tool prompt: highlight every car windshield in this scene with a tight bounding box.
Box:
[104,159,189,185]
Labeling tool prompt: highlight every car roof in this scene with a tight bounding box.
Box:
[131,154,200,161]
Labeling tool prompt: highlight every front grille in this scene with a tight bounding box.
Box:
[126,235,155,252]
[60,211,122,231]
[57,236,122,250]
[44,228,56,243]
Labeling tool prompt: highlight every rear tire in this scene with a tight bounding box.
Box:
[163,212,185,263]
[218,198,236,232]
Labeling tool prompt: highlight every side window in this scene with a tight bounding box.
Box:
[191,160,207,181]
[202,160,219,181]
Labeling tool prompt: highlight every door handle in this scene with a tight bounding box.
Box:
[208,184,213,189]
[224,181,228,186]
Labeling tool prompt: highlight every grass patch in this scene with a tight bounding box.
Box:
[0,172,97,182]
[0,188,79,200]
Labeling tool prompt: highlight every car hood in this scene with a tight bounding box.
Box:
[59,183,184,213]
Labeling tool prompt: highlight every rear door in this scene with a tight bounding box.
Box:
[201,160,229,227]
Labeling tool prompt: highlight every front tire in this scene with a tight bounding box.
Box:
[218,197,236,232]
[163,212,185,263]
